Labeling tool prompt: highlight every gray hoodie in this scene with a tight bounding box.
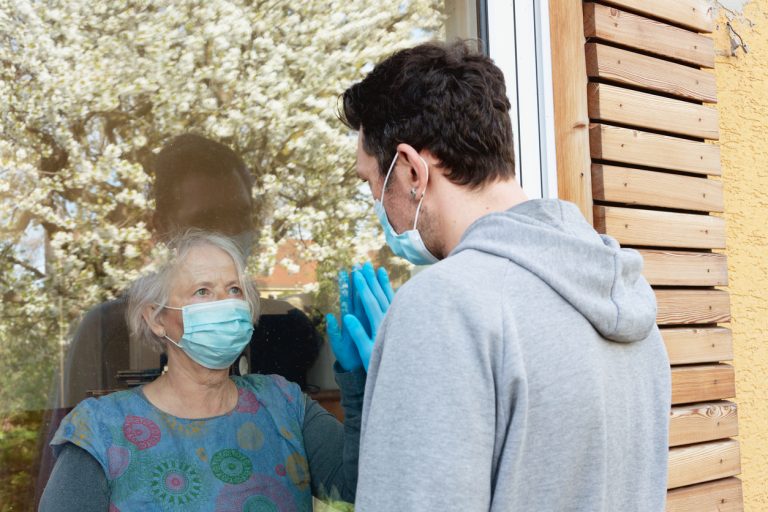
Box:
[356,199,671,511]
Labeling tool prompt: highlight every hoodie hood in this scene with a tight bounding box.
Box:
[451,199,656,343]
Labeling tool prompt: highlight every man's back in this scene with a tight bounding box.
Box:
[356,200,670,511]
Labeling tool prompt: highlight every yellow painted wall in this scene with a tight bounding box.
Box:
[712,2,768,510]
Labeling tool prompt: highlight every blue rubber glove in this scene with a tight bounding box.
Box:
[360,261,394,310]
[327,262,396,372]
[348,265,372,338]
[343,265,393,371]
[326,271,364,371]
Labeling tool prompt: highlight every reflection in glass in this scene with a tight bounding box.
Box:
[0,0,447,509]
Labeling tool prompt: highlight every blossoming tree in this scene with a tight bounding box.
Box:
[0,0,443,412]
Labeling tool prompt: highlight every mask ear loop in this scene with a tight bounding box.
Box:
[412,156,429,230]
[380,152,399,204]
[154,302,183,347]
[164,334,182,348]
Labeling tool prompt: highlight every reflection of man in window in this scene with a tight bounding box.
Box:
[342,41,671,510]
[62,133,321,404]
[34,135,323,505]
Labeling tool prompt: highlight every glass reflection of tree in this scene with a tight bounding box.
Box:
[0,0,444,414]
[0,2,444,508]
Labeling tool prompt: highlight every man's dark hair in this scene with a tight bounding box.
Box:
[341,40,515,187]
[152,133,254,221]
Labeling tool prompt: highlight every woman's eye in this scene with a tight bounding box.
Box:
[194,288,209,296]
[228,286,243,296]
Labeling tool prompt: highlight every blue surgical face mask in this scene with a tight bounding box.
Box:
[161,298,254,370]
[373,153,439,266]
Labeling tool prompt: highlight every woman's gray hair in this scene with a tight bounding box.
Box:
[126,229,260,352]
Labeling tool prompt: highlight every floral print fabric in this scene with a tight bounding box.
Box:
[51,374,311,511]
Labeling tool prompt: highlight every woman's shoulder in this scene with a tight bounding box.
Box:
[62,388,140,423]
[236,372,300,395]
[50,388,144,474]
[235,374,305,413]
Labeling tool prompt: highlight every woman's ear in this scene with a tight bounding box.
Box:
[142,304,166,338]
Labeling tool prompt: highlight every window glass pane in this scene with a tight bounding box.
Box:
[0,1,458,508]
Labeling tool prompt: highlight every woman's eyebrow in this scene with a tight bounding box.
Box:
[189,280,215,288]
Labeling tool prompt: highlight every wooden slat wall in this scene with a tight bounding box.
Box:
[580,1,742,509]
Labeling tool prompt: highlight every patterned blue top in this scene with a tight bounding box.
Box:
[51,374,312,512]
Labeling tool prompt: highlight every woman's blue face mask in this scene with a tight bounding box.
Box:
[373,153,438,266]
[161,298,253,370]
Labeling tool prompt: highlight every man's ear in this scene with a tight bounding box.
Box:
[396,143,431,197]
[143,304,167,338]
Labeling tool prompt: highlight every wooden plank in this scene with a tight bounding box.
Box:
[670,401,738,447]
[587,84,719,140]
[584,3,714,68]
[661,327,733,365]
[585,43,717,103]
[594,206,726,249]
[671,365,735,405]
[549,0,593,223]
[656,289,731,326]
[592,164,723,212]
[666,478,743,511]
[590,124,721,176]
[668,439,740,489]
[599,0,714,33]
[639,250,728,286]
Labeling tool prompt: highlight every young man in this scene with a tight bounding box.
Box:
[340,41,671,511]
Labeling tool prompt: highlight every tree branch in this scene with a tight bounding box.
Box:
[7,256,46,280]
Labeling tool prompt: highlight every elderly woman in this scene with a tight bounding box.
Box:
[40,231,365,511]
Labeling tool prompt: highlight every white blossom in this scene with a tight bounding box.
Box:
[0,0,444,411]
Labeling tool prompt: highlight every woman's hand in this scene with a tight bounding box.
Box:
[326,262,394,372]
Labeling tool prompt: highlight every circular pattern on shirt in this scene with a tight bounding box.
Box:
[236,388,261,414]
[285,453,310,491]
[63,423,76,438]
[123,416,161,450]
[210,448,253,485]
[271,376,295,403]
[214,474,298,512]
[237,422,264,451]
[98,422,113,445]
[279,427,293,440]
[149,459,203,506]
[243,495,279,512]
[159,412,208,437]
[107,445,131,479]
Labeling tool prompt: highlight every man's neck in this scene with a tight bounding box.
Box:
[437,178,528,256]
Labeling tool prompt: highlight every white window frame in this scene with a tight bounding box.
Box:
[486,0,558,199]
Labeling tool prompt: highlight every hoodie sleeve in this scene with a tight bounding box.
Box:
[355,262,505,511]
